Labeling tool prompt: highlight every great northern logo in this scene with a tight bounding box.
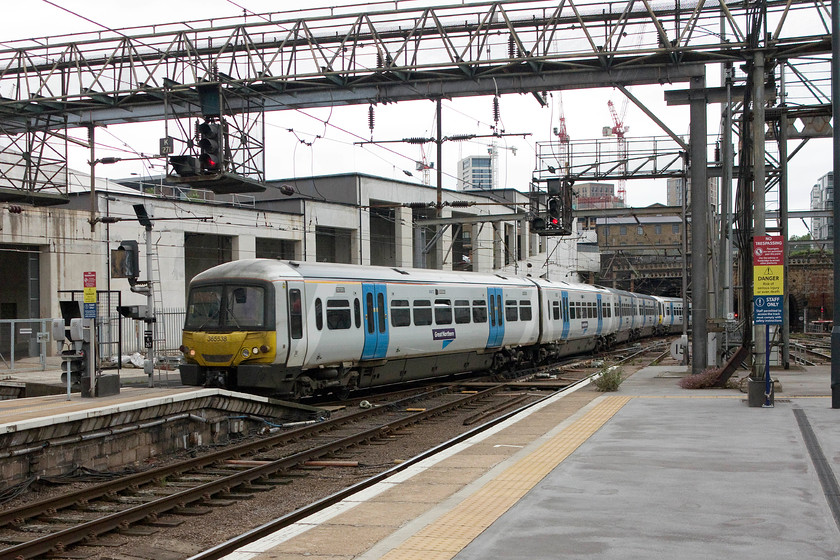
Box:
[432,328,456,348]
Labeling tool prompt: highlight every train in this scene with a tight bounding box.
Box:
[178,259,687,398]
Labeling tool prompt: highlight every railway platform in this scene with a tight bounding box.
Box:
[216,364,840,560]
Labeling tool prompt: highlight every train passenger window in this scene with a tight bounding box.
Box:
[354,299,361,328]
[454,300,471,324]
[519,300,532,321]
[496,295,503,325]
[434,299,452,325]
[505,300,518,322]
[413,300,432,326]
[570,304,576,320]
[488,298,496,326]
[326,299,351,330]
[552,301,560,321]
[315,298,323,331]
[472,300,487,323]
[377,293,386,333]
[289,289,303,339]
[366,293,375,333]
[391,299,411,327]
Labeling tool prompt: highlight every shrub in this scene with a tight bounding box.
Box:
[594,365,624,392]
[678,367,720,389]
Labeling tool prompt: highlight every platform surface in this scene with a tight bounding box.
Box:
[215,364,840,560]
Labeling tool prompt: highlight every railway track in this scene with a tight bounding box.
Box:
[0,385,535,559]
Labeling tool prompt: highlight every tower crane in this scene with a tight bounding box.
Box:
[606,99,629,203]
[553,93,570,175]
[487,140,517,189]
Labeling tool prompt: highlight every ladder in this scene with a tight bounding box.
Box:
[147,232,167,359]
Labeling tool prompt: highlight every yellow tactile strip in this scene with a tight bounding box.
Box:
[379,395,632,560]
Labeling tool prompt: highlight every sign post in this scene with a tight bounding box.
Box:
[752,236,784,407]
[83,271,97,397]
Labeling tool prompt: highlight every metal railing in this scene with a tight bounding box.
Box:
[0,319,62,372]
[119,308,185,357]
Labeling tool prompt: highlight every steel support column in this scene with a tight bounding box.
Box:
[831,0,840,408]
[690,73,709,374]
[778,67,791,370]
[752,51,767,381]
[719,63,734,323]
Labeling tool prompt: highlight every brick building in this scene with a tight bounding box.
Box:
[595,210,685,295]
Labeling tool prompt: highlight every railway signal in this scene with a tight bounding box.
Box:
[198,119,224,174]
[532,177,573,236]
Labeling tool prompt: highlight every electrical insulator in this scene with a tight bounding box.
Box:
[448,200,472,207]
[508,35,515,58]
[492,96,500,124]
[8,204,22,214]
[368,105,375,133]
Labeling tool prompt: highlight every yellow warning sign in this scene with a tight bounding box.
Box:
[753,265,783,295]
[83,287,97,303]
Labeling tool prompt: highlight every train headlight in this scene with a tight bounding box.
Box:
[252,346,260,355]
[260,345,270,353]
[241,348,250,358]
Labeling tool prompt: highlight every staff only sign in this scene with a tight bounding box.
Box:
[753,235,784,324]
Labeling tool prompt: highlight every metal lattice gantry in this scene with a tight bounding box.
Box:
[0,0,832,202]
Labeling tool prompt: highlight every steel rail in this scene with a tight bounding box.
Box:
[187,372,599,560]
[0,387,451,529]
[0,385,503,560]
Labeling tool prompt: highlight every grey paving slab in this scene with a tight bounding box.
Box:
[456,366,840,560]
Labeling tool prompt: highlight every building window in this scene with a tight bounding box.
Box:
[620,226,627,235]
[672,224,680,234]
[637,226,643,235]
[655,224,662,234]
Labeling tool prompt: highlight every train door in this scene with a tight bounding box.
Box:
[486,287,504,348]
[286,281,307,368]
[561,291,570,339]
[596,294,603,335]
[361,283,389,360]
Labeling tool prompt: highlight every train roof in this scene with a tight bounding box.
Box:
[191,259,537,288]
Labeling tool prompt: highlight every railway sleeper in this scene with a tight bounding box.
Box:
[201,498,237,508]
[18,522,74,533]
[216,491,256,500]
[172,506,213,516]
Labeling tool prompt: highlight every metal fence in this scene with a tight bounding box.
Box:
[119,308,185,357]
[0,318,62,372]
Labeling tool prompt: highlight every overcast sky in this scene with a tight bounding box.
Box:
[0,0,832,236]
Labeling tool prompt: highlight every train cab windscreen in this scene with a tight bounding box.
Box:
[184,284,267,330]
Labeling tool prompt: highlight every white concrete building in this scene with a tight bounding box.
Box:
[810,171,833,241]
[1,170,598,359]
